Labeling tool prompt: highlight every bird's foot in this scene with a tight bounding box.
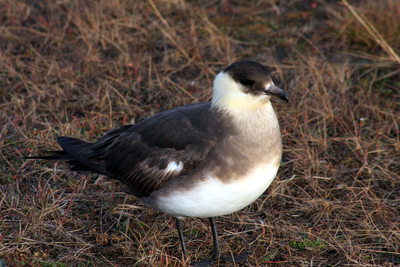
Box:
[190,260,214,267]
[190,252,252,266]
[215,252,252,263]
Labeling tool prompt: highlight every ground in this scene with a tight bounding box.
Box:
[1,0,400,266]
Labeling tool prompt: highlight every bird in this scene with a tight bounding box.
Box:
[25,60,288,266]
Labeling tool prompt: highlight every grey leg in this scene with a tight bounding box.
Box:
[190,217,252,266]
[209,217,221,260]
[175,217,187,256]
[209,217,252,263]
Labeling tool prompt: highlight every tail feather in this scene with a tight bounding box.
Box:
[57,136,93,156]
[23,150,73,161]
[25,136,111,177]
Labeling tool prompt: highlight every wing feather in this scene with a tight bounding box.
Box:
[55,103,235,197]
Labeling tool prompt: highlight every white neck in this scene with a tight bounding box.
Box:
[211,71,278,135]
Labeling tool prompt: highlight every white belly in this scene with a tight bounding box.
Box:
[142,163,279,218]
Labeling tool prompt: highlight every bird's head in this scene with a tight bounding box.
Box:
[211,61,288,112]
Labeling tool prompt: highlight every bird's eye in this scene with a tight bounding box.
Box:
[239,79,254,86]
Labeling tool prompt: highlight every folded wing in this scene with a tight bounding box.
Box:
[44,103,233,197]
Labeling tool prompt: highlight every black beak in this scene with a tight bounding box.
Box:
[265,84,289,103]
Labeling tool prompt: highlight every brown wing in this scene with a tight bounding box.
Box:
[54,103,234,197]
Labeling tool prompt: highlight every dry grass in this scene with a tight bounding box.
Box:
[1,0,400,266]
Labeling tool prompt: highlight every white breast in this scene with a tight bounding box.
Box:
[142,162,279,218]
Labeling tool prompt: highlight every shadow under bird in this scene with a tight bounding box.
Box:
[25,61,288,266]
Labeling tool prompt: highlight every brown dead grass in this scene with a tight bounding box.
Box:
[1,0,400,266]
